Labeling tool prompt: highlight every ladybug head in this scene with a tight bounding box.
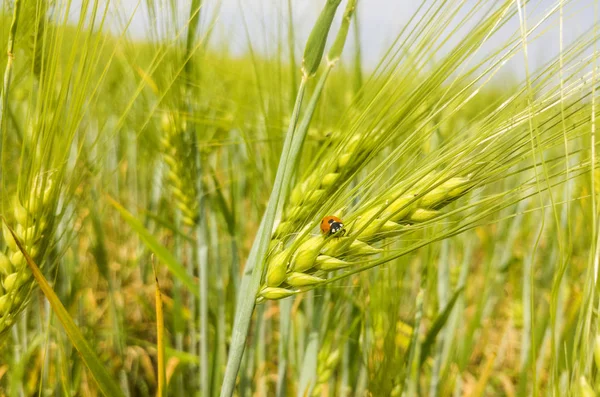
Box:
[329,220,344,234]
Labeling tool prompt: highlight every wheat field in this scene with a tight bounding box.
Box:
[1,0,600,396]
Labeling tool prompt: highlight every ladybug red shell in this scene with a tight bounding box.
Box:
[320,216,345,236]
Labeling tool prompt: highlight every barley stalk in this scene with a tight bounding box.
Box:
[221,1,352,393]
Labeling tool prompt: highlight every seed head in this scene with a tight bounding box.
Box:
[266,247,290,287]
[285,272,325,287]
[13,200,29,225]
[409,208,439,222]
[0,252,12,275]
[2,223,17,252]
[315,255,350,271]
[259,287,296,301]
[292,236,326,272]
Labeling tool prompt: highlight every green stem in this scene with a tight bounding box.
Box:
[184,1,207,392]
[287,0,298,105]
[404,261,429,396]
[185,0,202,78]
[220,78,307,397]
[283,66,332,186]
[352,6,363,92]
[297,296,322,396]
[196,234,209,395]
[276,299,292,397]
[221,0,351,388]
[0,0,22,184]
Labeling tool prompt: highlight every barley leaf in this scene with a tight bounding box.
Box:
[107,196,199,298]
[419,286,465,367]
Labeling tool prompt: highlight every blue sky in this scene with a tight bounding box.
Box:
[111,0,597,77]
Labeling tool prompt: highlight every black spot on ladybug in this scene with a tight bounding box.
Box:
[329,221,344,235]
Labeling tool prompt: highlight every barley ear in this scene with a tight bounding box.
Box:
[312,344,341,396]
[326,0,357,64]
[0,175,55,336]
[302,0,343,77]
[160,111,199,228]
[259,174,471,301]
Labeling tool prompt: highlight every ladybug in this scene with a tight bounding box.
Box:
[320,215,345,236]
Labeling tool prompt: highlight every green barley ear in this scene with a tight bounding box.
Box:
[273,132,380,241]
[160,111,199,227]
[0,175,56,336]
[258,174,471,301]
[312,344,341,396]
[326,0,357,64]
[302,0,343,77]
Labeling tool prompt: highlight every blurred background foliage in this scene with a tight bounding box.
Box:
[1,0,600,396]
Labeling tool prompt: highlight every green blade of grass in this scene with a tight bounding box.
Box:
[419,286,465,367]
[0,0,22,181]
[127,337,200,364]
[2,219,126,397]
[153,262,166,397]
[107,195,199,298]
[210,171,236,235]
